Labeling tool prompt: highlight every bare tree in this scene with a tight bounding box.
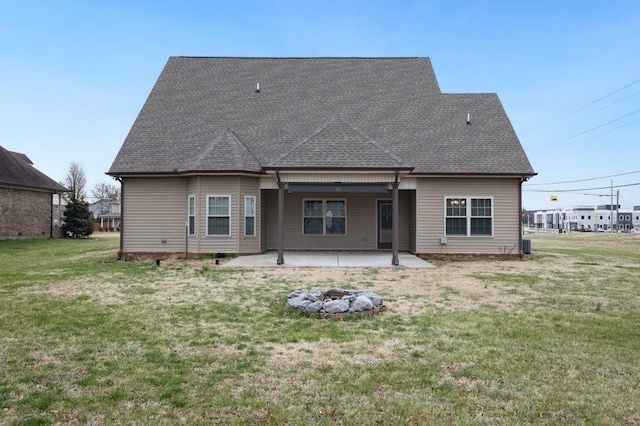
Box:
[60,162,87,202]
[91,182,120,202]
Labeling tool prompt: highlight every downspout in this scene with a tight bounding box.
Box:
[114,176,124,260]
[519,177,524,260]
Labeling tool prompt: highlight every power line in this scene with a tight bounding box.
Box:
[586,116,640,139]
[557,76,640,119]
[556,108,640,143]
[523,181,640,193]
[524,169,640,186]
[587,88,640,115]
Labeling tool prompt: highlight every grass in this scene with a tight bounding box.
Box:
[0,233,639,424]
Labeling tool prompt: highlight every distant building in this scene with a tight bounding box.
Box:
[0,145,68,239]
[97,201,120,231]
[533,204,636,232]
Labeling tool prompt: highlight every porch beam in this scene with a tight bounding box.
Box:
[391,181,400,266]
[277,181,285,265]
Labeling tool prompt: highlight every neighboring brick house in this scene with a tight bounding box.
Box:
[0,145,68,239]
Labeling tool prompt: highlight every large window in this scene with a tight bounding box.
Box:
[445,197,493,236]
[207,196,230,236]
[303,199,346,235]
[188,195,196,236]
[244,195,256,237]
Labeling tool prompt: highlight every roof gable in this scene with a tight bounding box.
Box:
[272,116,408,169]
[184,129,262,172]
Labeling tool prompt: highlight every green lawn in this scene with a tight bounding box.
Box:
[0,233,638,425]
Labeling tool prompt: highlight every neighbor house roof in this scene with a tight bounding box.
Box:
[109,57,535,176]
[0,145,68,192]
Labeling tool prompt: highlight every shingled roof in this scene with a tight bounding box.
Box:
[109,57,535,176]
[0,145,68,192]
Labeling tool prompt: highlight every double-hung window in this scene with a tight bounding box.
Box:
[207,196,230,236]
[303,199,346,235]
[445,197,493,236]
[244,195,256,236]
[188,195,196,236]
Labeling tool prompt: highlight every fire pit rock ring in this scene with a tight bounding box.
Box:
[287,288,385,318]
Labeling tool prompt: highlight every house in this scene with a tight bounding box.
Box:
[97,201,121,231]
[0,145,68,239]
[90,199,113,218]
[108,57,536,263]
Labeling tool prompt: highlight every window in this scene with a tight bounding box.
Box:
[207,196,230,235]
[303,199,346,235]
[445,197,493,236]
[244,195,256,236]
[188,195,196,236]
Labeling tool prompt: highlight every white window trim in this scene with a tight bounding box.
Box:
[444,196,494,237]
[302,198,347,236]
[206,195,231,237]
[188,195,196,236]
[244,195,256,237]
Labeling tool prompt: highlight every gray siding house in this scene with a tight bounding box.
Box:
[108,57,535,264]
[0,145,68,239]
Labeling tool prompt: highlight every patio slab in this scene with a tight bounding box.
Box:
[223,251,434,268]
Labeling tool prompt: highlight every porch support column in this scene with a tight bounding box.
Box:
[277,181,285,265]
[391,181,400,266]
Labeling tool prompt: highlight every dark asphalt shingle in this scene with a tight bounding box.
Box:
[0,145,68,192]
[109,57,535,176]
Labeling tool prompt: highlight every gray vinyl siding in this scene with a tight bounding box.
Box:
[260,189,268,252]
[408,191,416,253]
[123,177,186,253]
[124,175,262,255]
[415,177,521,254]
[239,177,261,253]
[264,190,411,251]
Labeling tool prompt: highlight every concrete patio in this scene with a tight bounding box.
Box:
[223,251,434,268]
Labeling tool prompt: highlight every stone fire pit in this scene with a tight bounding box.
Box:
[287,288,385,318]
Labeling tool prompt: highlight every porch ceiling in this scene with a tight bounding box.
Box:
[286,183,389,193]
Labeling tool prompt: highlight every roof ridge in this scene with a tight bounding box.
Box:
[226,128,262,170]
[174,56,427,60]
[271,115,342,165]
[190,132,224,170]
[336,117,405,165]
[272,115,406,168]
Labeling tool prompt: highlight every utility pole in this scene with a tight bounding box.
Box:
[616,190,620,232]
[610,180,613,231]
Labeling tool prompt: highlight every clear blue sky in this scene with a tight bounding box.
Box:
[2,1,639,209]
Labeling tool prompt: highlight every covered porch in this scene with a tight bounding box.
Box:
[260,171,416,266]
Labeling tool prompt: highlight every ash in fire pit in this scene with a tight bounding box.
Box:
[287,288,385,317]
